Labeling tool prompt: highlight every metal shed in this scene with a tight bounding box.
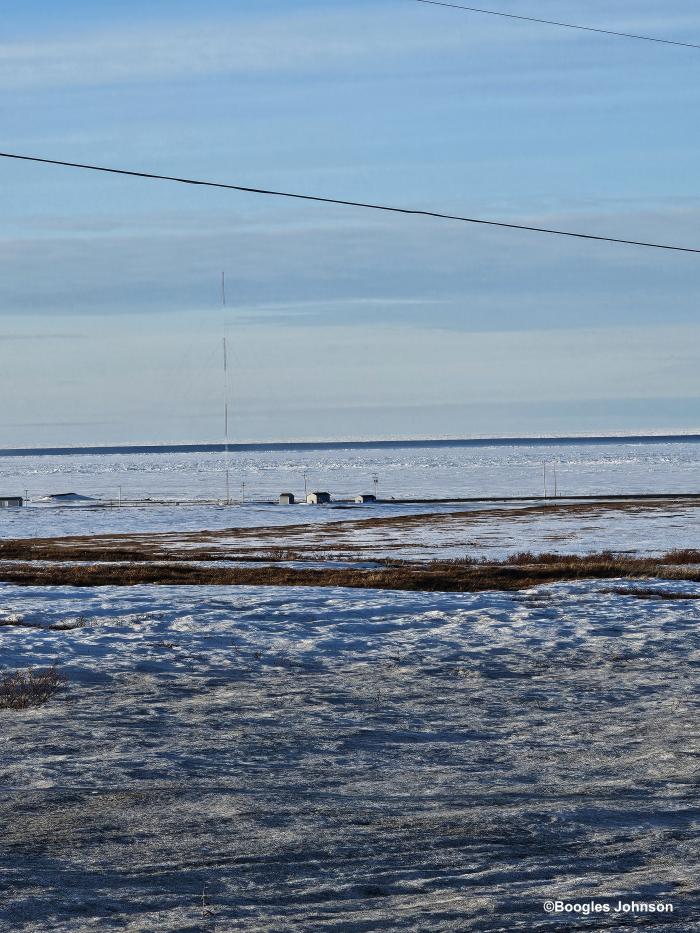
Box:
[0,496,23,508]
[279,492,295,505]
[355,494,376,503]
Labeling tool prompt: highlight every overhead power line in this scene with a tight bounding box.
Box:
[413,0,700,51]
[0,150,698,254]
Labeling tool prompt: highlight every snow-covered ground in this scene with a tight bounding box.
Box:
[178,501,700,561]
[1,438,699,545]
[0,498,503,541]
[2,497,699,563]
[2,437,700,504]
[1,581,698,930]
[2,439,698,929]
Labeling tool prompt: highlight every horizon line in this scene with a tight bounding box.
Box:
[2,432,700,457]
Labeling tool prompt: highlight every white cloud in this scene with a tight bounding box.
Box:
[5,1,700,92]
[0,6,467,90]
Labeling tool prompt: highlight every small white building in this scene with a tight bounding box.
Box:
[355,494,376,504]
[279,492,295,505]
[0,496,22,508]
[306,491,331,505]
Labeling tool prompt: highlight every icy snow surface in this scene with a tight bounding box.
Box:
[0,438,697,498]
[177,501,700,561]
[1,438,699,539]
[1,581,699,930]
[2,438,699,929]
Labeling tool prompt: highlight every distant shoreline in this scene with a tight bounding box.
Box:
[1,434,700,458]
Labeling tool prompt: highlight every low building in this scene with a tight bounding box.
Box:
[279,492,295,505]
[355,494,376,503]
[306,491,331,505]
[0,496,22,508]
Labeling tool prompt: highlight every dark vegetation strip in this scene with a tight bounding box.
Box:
[0,544,304,563]
[1,553,700,591]
[606,587,700,600]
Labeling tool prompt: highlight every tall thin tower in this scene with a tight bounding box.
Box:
[222,271,231,505]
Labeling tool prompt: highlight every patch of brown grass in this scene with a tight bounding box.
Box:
[0,667,68,710]
[497,549,700,566]
[0,539,312,564]
[0,552,699,592]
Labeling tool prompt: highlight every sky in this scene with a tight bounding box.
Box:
[2,0,700,445]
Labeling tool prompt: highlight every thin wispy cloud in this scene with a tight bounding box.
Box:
[0,201,696,330]
[5,2,700,92]
[3,0,700,442]
[0,7,465,90]
[2,333,87,341]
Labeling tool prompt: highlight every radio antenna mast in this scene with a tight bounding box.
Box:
[222,271,231,505]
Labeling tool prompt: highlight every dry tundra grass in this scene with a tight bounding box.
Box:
[0,550,699,591]
[0,667,67,710]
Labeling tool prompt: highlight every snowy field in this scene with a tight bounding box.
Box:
[1,581,699,930]
[0,499,384,541]
[1,440,699,930]
[1,497,699,565]
[166,500,700,562]
[2,438,700,506]
[2,499,699,570]
[0,442,700,556]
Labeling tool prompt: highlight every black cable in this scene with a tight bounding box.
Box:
[0,150,698,254]
[414,0,700,51]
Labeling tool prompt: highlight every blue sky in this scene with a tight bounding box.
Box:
[2,0,700,444]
